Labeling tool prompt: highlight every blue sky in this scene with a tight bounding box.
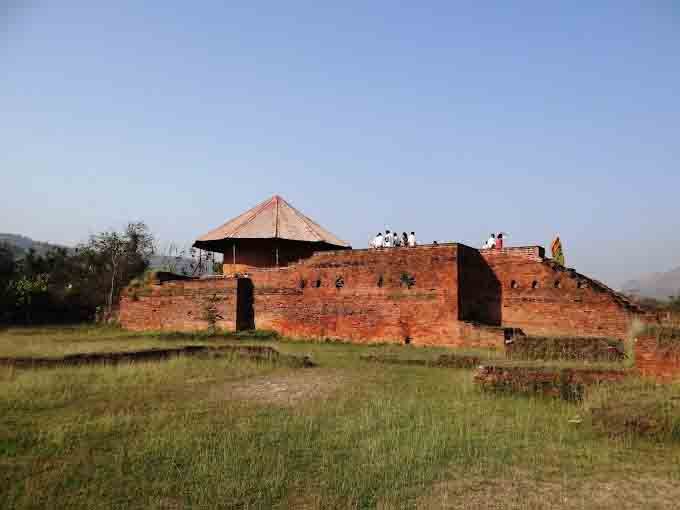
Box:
[2,1,679,288]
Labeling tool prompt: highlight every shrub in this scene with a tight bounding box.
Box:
[200,294,223,334]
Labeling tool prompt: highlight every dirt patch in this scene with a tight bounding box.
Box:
[217,370,347,406]
[415,473,680,510]
[0,345,314,369]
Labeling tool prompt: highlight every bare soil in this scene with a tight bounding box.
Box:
[216,370,347,406]
[414,473,680,510]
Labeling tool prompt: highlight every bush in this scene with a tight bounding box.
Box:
[506,336,625,362]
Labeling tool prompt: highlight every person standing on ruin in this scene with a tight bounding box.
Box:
[408,231,416,247]
[496,232,504,249]
[393,232,400,247]
[373,232,384,249]
[552,235,565,266]
[402,232,409,247]
[383,230,393,248]
[483,233,496,249]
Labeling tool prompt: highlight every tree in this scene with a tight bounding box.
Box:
[0,243,17,322]
[0,243,16,282]
[10,274,49,323]
[83,222,154,318]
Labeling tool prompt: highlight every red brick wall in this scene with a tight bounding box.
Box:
[248,245,462,345]
[481,247,635,339]
[119,278,238,332]
[119,244,646,346]
[635,336,680,381]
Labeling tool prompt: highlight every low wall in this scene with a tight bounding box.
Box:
[474,364,631,400]
[119,277,239,332]
[635,336,680,381]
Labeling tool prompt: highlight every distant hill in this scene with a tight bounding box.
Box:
[622,267,680,300]
[149,255,203,276]
[0,233,68,258]
[0,232,205,274]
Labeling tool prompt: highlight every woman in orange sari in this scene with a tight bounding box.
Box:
[551,236,565,266]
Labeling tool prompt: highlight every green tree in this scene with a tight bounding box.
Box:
[10,274,49,323]
[82,222,154,318]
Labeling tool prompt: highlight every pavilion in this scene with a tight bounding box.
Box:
[193,195,351,274]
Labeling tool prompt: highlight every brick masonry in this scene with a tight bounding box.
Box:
[481,247,644,339]
[473,365,632,399]
[248,244,462,345]
[119,278,239,332]
[120,244,650,347]
[634,335,680,381]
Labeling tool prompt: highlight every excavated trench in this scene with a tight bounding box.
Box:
[0,345,315,369]
[360,353,484,369]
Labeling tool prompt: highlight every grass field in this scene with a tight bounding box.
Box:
[1,326,680,509]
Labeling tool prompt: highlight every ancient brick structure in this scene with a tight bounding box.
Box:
[120,244,649,348]
[120,277,241,332]
[634,336,680,381]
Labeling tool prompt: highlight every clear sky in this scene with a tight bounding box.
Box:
[2,1,679,288]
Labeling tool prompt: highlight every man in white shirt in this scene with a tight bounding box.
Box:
[408,232,416,247]
[373,232,383,249]
[383,230,393,248]
[482,233,496,249]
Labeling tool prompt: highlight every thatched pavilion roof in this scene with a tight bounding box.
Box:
[193,195,350,250]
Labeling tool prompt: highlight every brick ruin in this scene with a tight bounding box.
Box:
[120,244,650,349]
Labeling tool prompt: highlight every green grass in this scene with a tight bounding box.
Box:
[586,379,680,442]
[1,326,680,509]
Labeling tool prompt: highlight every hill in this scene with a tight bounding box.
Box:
[622,267,680,300]
[0,233,67,258]
[0,233,204,274]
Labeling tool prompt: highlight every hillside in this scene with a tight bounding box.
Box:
[622,267,680,300]
[0,233,67,258]
[0,232,203,274]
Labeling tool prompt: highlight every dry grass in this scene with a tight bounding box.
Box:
[1,326,680,509]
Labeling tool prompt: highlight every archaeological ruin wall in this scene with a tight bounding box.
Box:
[119,277,240,332]
[248,245,463,345]
[481,247,644,339]
[120,244,649,347]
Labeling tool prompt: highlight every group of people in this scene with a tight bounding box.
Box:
[482,232,507,250]
[370,230,417,249]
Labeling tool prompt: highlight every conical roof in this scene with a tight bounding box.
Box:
[194,195,350,248]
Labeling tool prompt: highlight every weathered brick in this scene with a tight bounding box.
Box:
[120,244,651,347]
